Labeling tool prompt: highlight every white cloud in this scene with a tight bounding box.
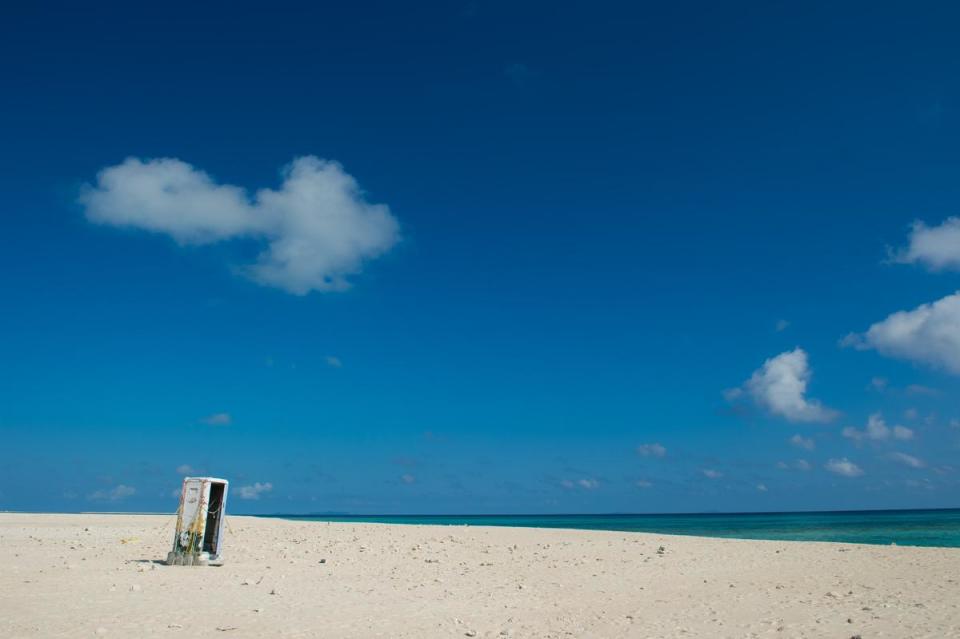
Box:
[789,434,815,451]
[894,424,914,439]
[400,474,416,485]
[79,156,400,295]
[843,292,960,374]
[842,413,913,442]
[735,348,837,422]
[756,483,768,492]
[237,482,273,500]
[175,464,195,475]
[722,387,743,401]
[894,217,960,270]
[869,376,888,391]
[81,158,259,241]
[636,443,667,458]
[88,484,136,501]
[889,452,925,468]
[906,384,939,396]
[200,412,232,426]
[825,458,864,477]
[701,469,723,479]
[794,459,812,471]
[325,355,343,368]
[561,478,599,490]
[775,319,790,332]
[635,479,653,488]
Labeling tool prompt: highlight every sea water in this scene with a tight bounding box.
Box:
[267,509,960,548]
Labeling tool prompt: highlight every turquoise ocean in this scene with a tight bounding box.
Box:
[267,509,960,548]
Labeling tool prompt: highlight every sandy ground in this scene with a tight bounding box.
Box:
[1,514,959,638]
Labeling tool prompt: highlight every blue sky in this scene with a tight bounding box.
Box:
[1,1,959,514]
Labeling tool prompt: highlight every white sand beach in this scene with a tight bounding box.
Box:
[2,513,958,638]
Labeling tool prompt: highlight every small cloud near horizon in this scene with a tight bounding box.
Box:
[889,452,925,468]
[776,459,811,471]
[636,443,667,458]
[325,355,343,368]
[87,484,136,501]
[237,482,273,500]
[906,384,939,396]
[842,413,913,443]
[200,412,232,426]
[825,458,864,477]
[560,478,599,490]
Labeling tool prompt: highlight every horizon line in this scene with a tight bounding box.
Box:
[4,505,954,518]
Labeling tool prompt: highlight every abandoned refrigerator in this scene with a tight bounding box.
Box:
[166,476,229,566]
